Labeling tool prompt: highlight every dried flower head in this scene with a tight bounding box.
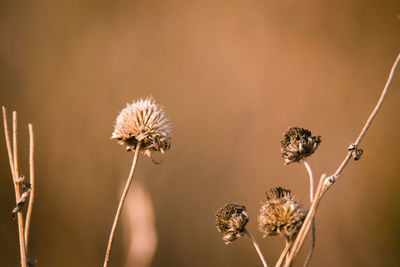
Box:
[280,127,321,165]
[111,97,172,157]
[258,187,307,241]
[215,203,249,245]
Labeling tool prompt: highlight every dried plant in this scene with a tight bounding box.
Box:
[103,97,172,267]
[257,187,307,267]
[283,53,400,267]
[1,52,398,267]
[216,203,268,267]
[111,97,172,160]
[258,187,306,242]
[280,127,321,166]
[216,203,249,244]
[214,53,400,267]
[2,107,35,267]
[280,127,320,266]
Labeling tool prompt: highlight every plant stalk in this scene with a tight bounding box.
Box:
[24,124,34,251]
[244,228,268,267]
[103,141,141,267]
[303,160,315,267]
[275,240,293,267]
[284,52,400,266]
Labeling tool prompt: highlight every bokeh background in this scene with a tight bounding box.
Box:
[1,1,400,266]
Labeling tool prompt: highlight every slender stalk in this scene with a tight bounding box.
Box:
[303,160,314,202]
[284,174,326,267]
[244,228,268,267]
[275,240,293,267]
[103,142,142,267]
[24,124,34,251]
[11,111,27,267]
[302,160,315,267]
[2,107,15,178]
[284,53,400,266]
[332,53,400,183]
[354,54,400,146]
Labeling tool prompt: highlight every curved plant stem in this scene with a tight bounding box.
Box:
[302,160,315,267]
[103,142,141,267]
[285,52,400,267]
[25,124,34,251]
[332,52,400,183]
[244,228,268,267]
[275,240,293,267]
[303,160,314,202]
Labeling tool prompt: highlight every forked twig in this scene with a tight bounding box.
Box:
[284,53,400,266]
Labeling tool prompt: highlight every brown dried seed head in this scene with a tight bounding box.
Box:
[215,203,249,245]
[111,97,172,157]
[280,127,321,165]
[258,187,307,241]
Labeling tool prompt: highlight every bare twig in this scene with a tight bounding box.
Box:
[103,142,142,267]
[302,160,315,267]
[285,53,400,266]
[275,240,293,267]
[284,174,326,267]
[12,111,27,267]
[244,228,268,267]
[331,53,400,183]
[25,124,34,251]
[2,107,15,178]
[2,107,27,267]
[303,161,314,202]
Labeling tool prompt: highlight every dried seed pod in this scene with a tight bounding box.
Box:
[111,97,172,158]
[280,127,321,165]
[258,187,307,241]
[215,203,249,245]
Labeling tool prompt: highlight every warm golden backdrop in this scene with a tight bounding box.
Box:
[1,1,400,266]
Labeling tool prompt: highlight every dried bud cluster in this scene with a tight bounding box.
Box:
[215,203,249,245]
[258,187,307,241]
[280,127,321,165]
[111,97,172,157]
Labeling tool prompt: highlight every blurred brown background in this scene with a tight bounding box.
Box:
[1,1,400,266]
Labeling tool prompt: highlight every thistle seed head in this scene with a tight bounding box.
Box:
[280,127,321,165]
[111,97,172,156]
[258,187,307,241]
[215,203,249,245]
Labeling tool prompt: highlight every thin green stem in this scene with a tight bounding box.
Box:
[103,142,141,267]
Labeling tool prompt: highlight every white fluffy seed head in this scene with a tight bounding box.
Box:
[111,97,172,156]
